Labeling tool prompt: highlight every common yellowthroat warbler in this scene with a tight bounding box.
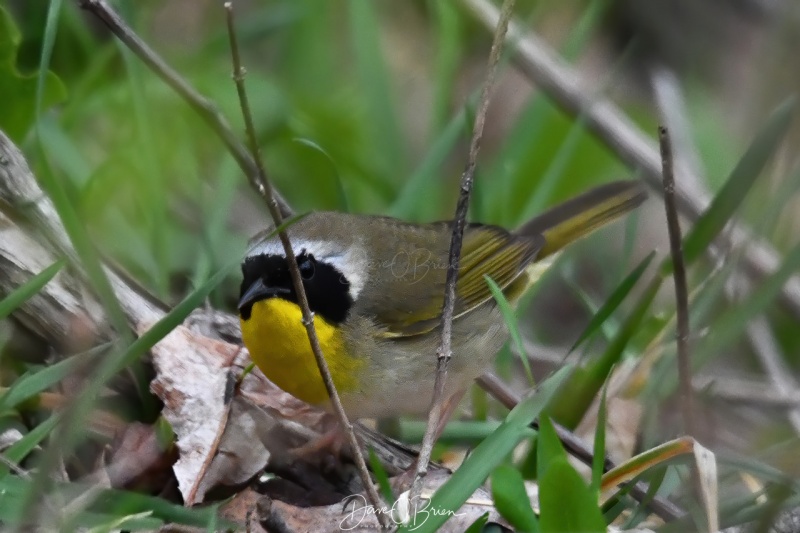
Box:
[238,180,646,420]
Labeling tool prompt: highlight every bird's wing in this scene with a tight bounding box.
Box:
[373,223,542,338]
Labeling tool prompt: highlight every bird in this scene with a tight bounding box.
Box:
[238,180,646,423]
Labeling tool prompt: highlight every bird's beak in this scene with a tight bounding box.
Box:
[238,278,289,312]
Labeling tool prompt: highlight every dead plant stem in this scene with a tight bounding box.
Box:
[222,3,387,527]
[409,0,517,508]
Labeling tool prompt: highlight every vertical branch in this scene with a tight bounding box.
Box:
[652,67,800,438]
[658,126,694,436]
[223,3,388,527]
[409,0,517,504]
[660,125,710,529]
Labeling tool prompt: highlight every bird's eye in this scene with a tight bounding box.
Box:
[298,253,316,280]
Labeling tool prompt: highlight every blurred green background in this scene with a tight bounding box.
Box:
[5,0,800,448]
[2,0,800,529]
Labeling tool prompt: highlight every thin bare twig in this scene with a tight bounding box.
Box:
[659,126,707,530]
[222,3,387,526]
[650,69,800,436]
[658,127,695,437]
[476,373,684,522]
[693,375,800,408]
[459,0,800,322]
[409,0,517,506]
[0,452,31,479]
[76,0,292,218]
[477,373,601,467]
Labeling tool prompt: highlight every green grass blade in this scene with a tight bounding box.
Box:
[697,239,800,362]
[600,437,694,490]
[619,466,667,529]
[539,460,606,533]
[396,419,501,444]
[491,464,540,532]
[681,98,795,267]
[34,0,62,148]
[753,163,800,237]
[36,119,91,187]
[368,447,394,503]
[86,489,226,529]
[245,213,309,252]
[569,251,655,353]
[400,366,571,533]
[516,117,587,222]
[0,6,64,141]
[190,159,243,291]
[119,45,169,296]
[489,0,611,224]
[536,416,566,479]
[0,260,63,320]
[0,475,226,529]
[35,0,130,337]
[347,0,407,181]
[601,497,631,526]
[292,138,349,211]
[0,415,60,478]
[15,258,238,515]
[552,274,662,429]
[591,383,609,493]
[538,417,606,532]
[429,0,463,134]
[84,511,156,533]
[562,0,611,59]
[566,282,620,353]
[492,95,551,220]
[717,453,800,489]
[485,275,534,385]
[0,350,93,412]
[621,201,641,279]
[390,104,470,219]
[464,513,490,533]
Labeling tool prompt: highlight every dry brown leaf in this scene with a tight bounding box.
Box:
[190,395,277,501]
[149,323,273,504]
[147,316,342,507]
[218,486,269,533]
[104,422,175,492]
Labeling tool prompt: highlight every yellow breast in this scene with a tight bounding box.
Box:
[240,298,364,405]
